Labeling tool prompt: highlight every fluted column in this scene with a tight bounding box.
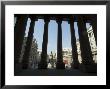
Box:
[38,17,50,69]
[77,16,94,65]
[56,18,65,69]
[22,15,37,69]
[68,16,79,69]
[90,16,97,45]
[14,15,28,64]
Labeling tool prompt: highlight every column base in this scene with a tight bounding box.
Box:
[56,62,65,69]
[38,62,47,69]
[71,62,79,69]
[79,63,97,73]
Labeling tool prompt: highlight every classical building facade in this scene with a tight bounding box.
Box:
[76,40,82,64]
[62,48,72,69]
[47,51,57,69]
[87,26,97,63]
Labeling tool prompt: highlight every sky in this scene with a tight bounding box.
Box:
[24,18,90,54]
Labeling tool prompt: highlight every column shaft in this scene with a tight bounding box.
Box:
[38,18,49,69]
[22,17,36,69]
[69,16,79,69]
[77,16,94,65]
[56,19,65,69]
[14,15,28,64]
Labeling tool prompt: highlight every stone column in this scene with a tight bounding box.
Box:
[56,18,65,69]
[14,14,28,65]
[90,16,97,45]
[68,16,79,69]
[22,15,37,69]
[77,16,94,65]
[38,17,50,69]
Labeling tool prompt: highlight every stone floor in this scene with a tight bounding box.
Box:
[15,69,97,76]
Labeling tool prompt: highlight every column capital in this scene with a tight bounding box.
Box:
[29,15,38,21]
[56,16,62,24]
[77,16,87,26]
[68,16,75,24]
[15,14,28,19]
[77,15,83,20]
[77,16,87,23]
[44,16,50,23]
